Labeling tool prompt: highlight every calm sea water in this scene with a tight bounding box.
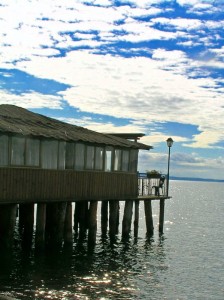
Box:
[0,181,224,300]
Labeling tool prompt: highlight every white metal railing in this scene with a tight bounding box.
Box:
[138,173,167,196]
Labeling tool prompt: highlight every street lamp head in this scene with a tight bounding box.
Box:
[166,137,174,148]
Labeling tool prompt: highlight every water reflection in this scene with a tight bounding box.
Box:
[0,231,169,300]
[1,182,224,299]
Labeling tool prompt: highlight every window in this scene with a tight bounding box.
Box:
[105,147,113,171]
[11,136,25,166]
[114,149,122,171]
[86,146,95,169]
[65,142,75,169]
[41,140,58,169]
[0,135,9,166]
[122,150,130,172]
[75,143,85,170]
[95,147,104,170]
[129,149,138,172]
[58,141,66,170]
[25,138,40,166]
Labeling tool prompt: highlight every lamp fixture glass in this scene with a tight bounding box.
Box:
[166,137,174,148]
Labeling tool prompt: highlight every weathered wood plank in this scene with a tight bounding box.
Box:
[0,168,138,203]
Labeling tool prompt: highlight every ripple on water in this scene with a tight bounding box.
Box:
[0,181,224,299]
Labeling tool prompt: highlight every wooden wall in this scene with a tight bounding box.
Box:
[0,168,138,204]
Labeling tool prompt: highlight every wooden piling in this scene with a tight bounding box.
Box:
[101,200,108,236]
[134,200,139,238]
[116,202,120,235]
[122,200,133,238]
[57,202,67,244]
[19,204,34,248]
[109,200,119,237]
[64,202,73,244]
[45,202,67,246]
[85,201,89,230]
[159,199,165,234]
[76,201,89,239]
[73,201,79,234]
[18,204,26,232]
[144,200,154,237]
[0,204,17,249]
[35,203,46,249]
[88,201,98,245]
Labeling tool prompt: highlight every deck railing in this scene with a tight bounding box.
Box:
[138,173,167,197]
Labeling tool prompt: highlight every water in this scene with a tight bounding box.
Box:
[0,181,224,300]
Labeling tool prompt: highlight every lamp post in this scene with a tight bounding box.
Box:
[159,137,174,234]
[166,137,174,197]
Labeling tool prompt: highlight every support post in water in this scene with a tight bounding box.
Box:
[73,201,79,234]
[159,199,165,234]
[134,200,139,238]
[88,200,98,245]
[101,200,108,237]
[64,202,73,244]
[144,200,154,237]
[19,203,34,249]
[79,201,89,239]
[109,200,120,237]
[0,204,17,249]
[45,202,67,247]
[122,200,133,239]
[35,203,46,249]
[116,201,120,235]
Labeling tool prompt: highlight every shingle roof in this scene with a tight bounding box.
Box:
[0,105,151,150]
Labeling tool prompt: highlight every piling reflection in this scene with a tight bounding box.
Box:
[0,228,169,300]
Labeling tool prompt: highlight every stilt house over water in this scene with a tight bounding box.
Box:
[0,105,170,248]
[0,104,151,204]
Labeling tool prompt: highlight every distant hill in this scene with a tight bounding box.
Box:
[170,176,224,183]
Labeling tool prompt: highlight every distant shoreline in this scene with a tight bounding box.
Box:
[170,176,224,183]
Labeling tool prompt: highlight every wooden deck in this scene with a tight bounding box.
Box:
[0,168,171,204]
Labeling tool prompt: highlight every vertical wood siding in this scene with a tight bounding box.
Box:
[0,168,138,203]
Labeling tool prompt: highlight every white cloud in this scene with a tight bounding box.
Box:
[57,117,147,134]
[141,134,189,148]
[120,0,167,8]
[0,0,222,66]
[138,150,224,179]
[181,1,222,15]
[0,0,224,155]
[119,19,177,42]
[151,17,203,31]
[0,90,63,109]
[9,50,223,149]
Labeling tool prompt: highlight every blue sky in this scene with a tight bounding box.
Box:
[0,0,224,179]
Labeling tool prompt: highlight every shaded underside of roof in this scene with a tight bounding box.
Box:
[107,133,145,140]
[0,105,151,150]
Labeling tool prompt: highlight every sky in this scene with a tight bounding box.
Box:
[0,0,224,180]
